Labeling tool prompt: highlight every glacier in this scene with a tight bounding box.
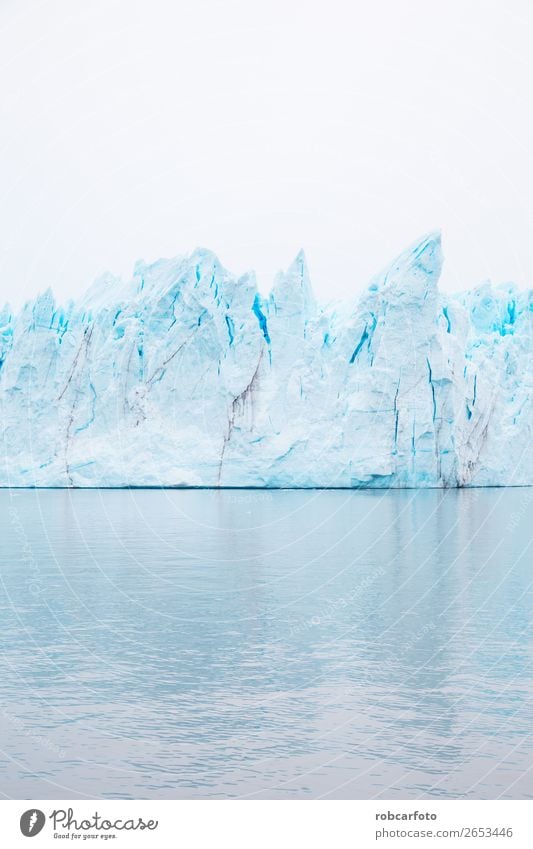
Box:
[0,231,531,488]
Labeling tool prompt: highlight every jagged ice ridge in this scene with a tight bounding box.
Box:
[0,232,531,487]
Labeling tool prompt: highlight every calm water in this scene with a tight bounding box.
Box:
[0,488,531,800]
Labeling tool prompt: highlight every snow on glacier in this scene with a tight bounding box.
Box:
[0,231,531,488]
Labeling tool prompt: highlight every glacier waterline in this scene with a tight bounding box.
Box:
[0,232,531,487]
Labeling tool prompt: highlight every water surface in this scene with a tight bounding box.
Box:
[0,488,531,799]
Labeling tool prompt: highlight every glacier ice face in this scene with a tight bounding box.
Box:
[0,232,531,488]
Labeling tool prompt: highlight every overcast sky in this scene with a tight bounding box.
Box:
[1,0,533,307]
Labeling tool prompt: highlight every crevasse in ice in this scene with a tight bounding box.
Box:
[0,232,531,487]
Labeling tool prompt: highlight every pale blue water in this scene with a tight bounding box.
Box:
[0,488,531,800]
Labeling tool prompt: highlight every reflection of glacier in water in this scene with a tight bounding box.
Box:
[0,232,531,487]
[0,488,531,799]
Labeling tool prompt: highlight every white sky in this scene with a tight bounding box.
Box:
[1,0,533,307]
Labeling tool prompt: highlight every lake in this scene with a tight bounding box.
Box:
[0,488,531,799]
